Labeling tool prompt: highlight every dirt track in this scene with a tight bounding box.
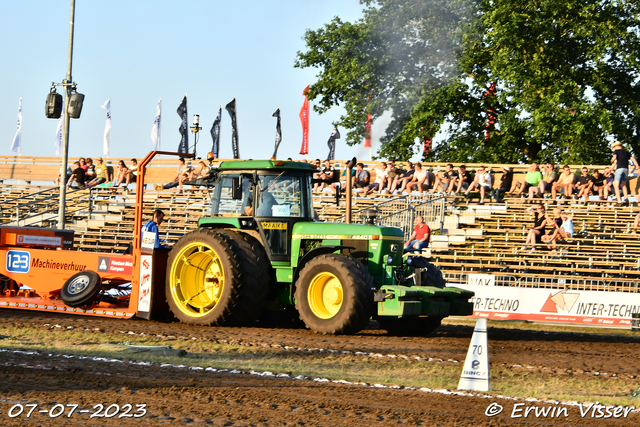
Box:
[0,309,639,426]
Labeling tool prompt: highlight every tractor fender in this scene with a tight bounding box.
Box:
[291,245,354,300]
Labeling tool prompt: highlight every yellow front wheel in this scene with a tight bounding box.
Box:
[307,272,344,319]
[295,254,374,335]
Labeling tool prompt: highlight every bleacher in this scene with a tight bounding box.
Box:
[1,156,639,292]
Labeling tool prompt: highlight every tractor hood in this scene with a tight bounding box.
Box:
[291,221,404,240]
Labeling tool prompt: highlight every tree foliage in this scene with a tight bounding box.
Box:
[295,0,640,164]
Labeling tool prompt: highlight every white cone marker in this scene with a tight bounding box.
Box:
[458,318,490,391]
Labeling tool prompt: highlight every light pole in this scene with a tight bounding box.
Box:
[190,114,202,158]
[57,0,76,230]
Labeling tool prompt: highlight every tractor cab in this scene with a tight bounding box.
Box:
[204,160,316,261]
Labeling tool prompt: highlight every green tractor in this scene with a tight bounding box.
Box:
[165,159,473,335]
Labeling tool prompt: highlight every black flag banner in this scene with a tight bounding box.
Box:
[271,108,282,159]
[327,127,340,160]
[210,106,222,159]
[176,95,188,153]
[225,98,240,159]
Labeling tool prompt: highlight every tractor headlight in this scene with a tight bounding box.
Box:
[390,244,399,253]
[386,254,394,265]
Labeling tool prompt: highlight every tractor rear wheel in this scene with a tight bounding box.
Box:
[295,254,374,334]
[166,228,268,326]
[377,316,444,336]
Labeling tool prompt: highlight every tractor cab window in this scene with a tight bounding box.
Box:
[210,173,252,216]
[254,174,306,217]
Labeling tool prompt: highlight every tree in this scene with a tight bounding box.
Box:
[295,0,640,164]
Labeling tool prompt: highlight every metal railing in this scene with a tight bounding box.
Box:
[1,186,95,227]
[329,194,447,239]
[443,271,640,293]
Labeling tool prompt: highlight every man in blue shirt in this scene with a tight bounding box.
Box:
[141,209,167,249]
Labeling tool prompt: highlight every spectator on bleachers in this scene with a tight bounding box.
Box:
[522,204,551,251]
[406,162,430,196]
[79,157,88,172]
[602,167,615,199]
[346,162,369,191]
[189,161,210,181]
[85,158,96,180]
[315,159,339,192]
[551,165,575,200]
[536,163,558,197]
[390,161,414,194]
[124,158,138,187]
[575,167,595,199]
[510,163,542,197]
[365,162,388,195]
[55,163,73,186]
[86,157,108,187]
[633,212,640,233]
[542,210,574,250]
[610,141,639,205]
[384,161,398,193]
[490,166,513,203]
[154,157,186,191]
[433,163,458,193]
[590,169,605,199]
[452,165,473,195]
[464,165,492,204]
[112,160,130,187]
[65,161,85,189]
[404,215,430,252]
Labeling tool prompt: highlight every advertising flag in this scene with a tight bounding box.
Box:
[10,98,22,155]
[225,98,240,159]
[151,98,161,150]
[101,98,111,157]
[177,95,188,153]
[54,99,64,156]
[364,113,372,148]
[210,106,221,159]
[271,108,282,159]
[299,85,310,155]
[327,127,340,160]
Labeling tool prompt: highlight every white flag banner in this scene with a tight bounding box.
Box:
[101,98,111,157]
[54,99,64,156]
[10,97,22,155]
[151,98,161,150]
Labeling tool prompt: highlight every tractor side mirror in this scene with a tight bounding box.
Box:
[231,177,242,200]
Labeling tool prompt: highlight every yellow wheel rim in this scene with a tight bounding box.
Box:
[169,241,225,318]
[307,272,343,319]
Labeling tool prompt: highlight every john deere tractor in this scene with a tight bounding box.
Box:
[165,159,473,335]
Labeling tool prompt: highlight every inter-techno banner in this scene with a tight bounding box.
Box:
[457,274,640,327]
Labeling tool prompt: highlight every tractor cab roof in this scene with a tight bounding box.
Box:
[216,160,316,173]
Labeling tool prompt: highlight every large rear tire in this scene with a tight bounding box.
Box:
[295,254,374,334]
[165,228,268,326]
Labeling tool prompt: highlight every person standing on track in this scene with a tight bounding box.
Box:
[142,209,168,249]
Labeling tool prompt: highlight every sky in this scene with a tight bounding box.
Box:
[0,0,398,163]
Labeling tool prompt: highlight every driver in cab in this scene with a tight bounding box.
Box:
[243,176,278,216]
